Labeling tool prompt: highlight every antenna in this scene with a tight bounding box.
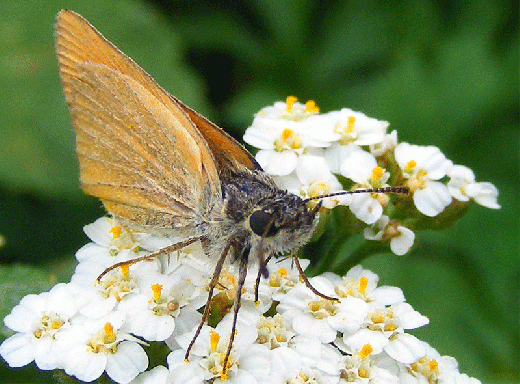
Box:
[303,186,409,203]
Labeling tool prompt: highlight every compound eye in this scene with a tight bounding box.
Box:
[249,210,278,237]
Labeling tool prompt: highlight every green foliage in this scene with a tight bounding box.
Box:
[0,0,517,383]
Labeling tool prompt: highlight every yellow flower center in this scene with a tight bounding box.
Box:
[371,166,384,181]
[410,356,440,380]
[151,284,162,302]
[405,159,417,171]
[304,100,319,113]
[210,330,220,353]
[407,168,429,192]
[274,128,302,151]
[285,96,298,113]
[109,225,122,238]
[307,181,330,201]
[86,322,119,354]
[103,322,116,343]
[359,344,373,358]
[334,116,357,144]
[308,299,336,319]
[359,276,368,295]
[106,220,137,252]
[120,265,130,280]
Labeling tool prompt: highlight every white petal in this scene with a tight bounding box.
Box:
[324,142,363,174]
[0,333,35,367]
[343,328,388,354]
[394,142,412,169]
[448,164,475,181]
[106,341,148,384]
[371,286,405,306]
[296,156,332,185]
[292,315,336,343]
[63,348,107,382]
[328,297,368,334]
[4,300,38,332]
[413,182,452,216]
[129,366,169,384]
[126,309,176,341]
[384,333,425,364]
[305,112,340,143]
[83,217,113,246]
[448,183,470,201]
[166,350,205,383]
[242,125,276,150]
[466,182,501,209]
[420,147,452,180]
[393,303,429,329]
[390,226,415,255]
[239,344,272,382]
[340,150,377,184]
[226,369,259,384]
[267,346,302,382]
[75,243,109,262]
[34,337,62,370]
[370,366,400,384]
[256,150,297,176]
[272,173,301,195]
[349,194,383,224]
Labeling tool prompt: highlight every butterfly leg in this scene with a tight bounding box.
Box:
[291,250,339,302]
[221,247,249,379]
[254,254,272,303]
[96,236,200,282]
[184,240,232,361]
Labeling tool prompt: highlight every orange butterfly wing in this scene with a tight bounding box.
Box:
[174,102,262,176]
[55,10,225,231]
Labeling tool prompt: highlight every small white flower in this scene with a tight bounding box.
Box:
[264,257,310,301]
[174,309,270,383]
[364,215,415,255]
[275,155,349,208]
[322,142,364,174]
[277,276,368,343]
[448,164,500,209]
[73,255,162,320]
[58,311,148,383]
[341,150,391,224]
[399,341,482,384]
[0,283,79,370]
[118,273,201,341]
[83,217,140,253]
[394,143,453,216]
[370,129,398,157]
[336,345,400,383]
[323,266,405,311]
[251,96,320,122]
[317,108,388,146]
[255,315,322,383]
[343,302,429,364]
[243,97,325,176]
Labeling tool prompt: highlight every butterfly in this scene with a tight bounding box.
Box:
[55,10,406,378]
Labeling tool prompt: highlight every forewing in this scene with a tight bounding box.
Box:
[55,10,221,229]
[174,102,262,176]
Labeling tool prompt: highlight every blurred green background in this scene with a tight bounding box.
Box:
[0,0,517,383]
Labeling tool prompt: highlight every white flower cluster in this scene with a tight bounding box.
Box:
[1,217,482,384]
[244,97,500,255]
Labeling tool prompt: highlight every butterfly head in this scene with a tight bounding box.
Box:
[248,191,320,254]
